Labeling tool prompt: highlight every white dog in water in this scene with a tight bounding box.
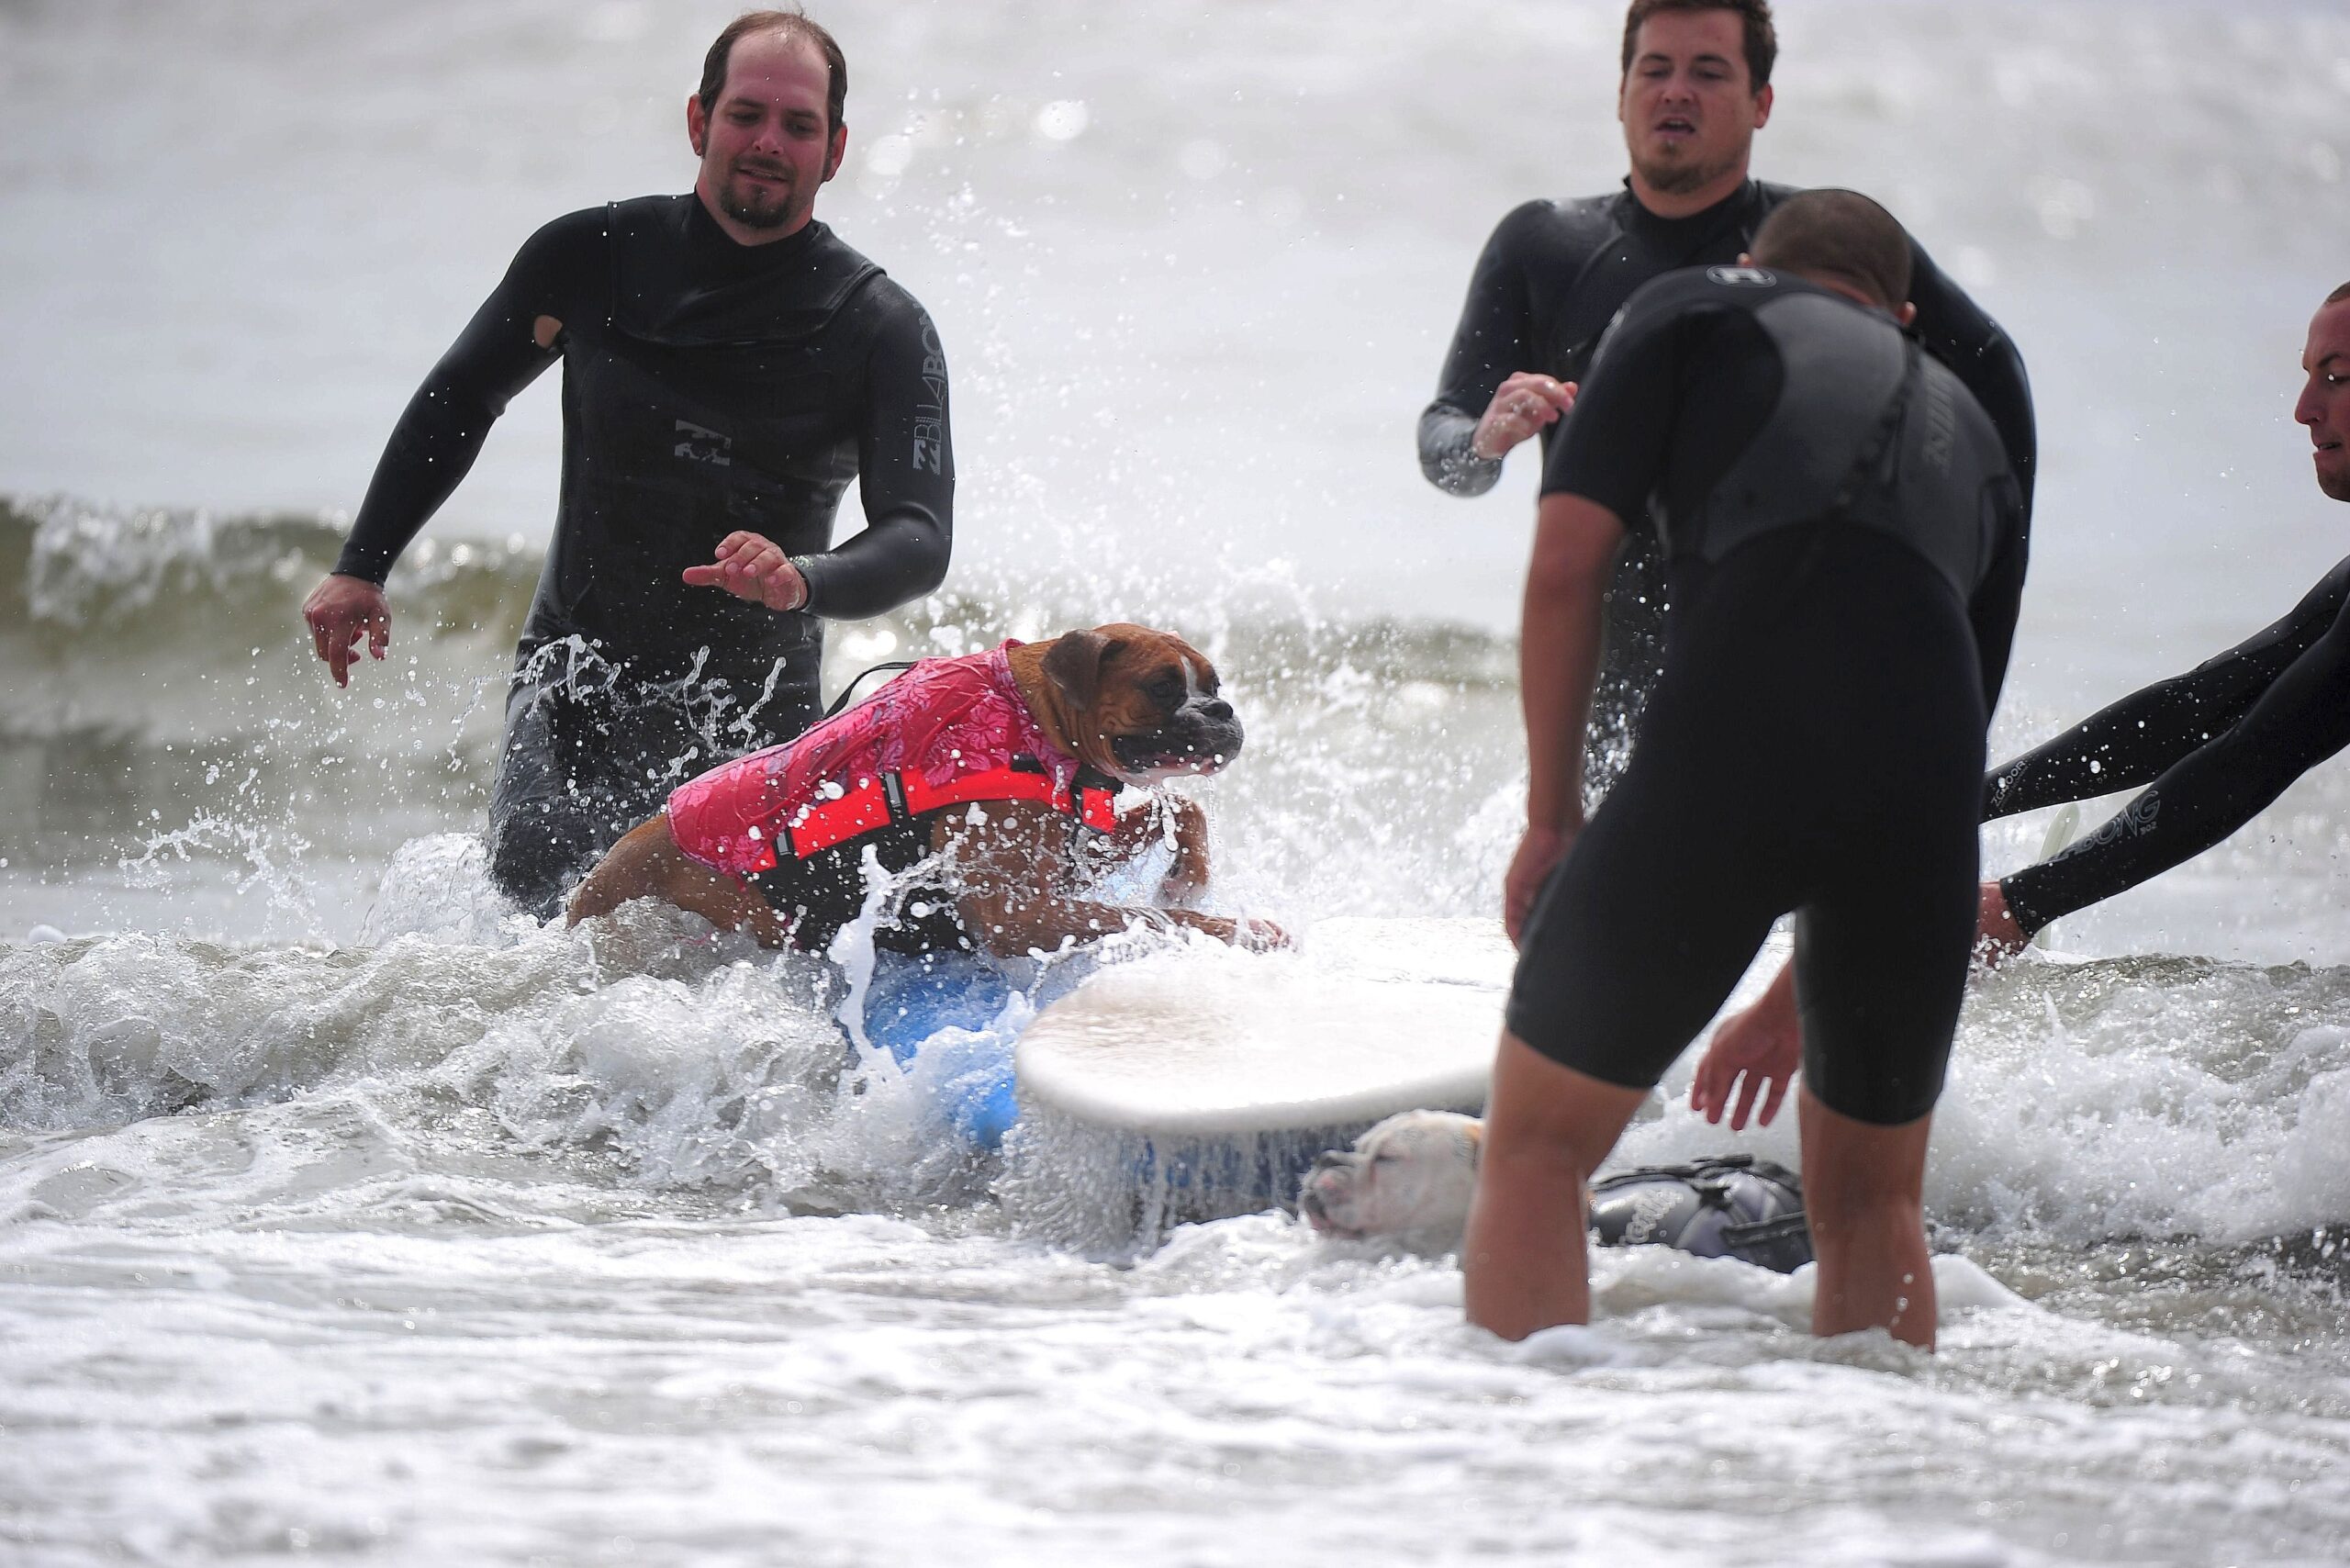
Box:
[1299,1110,1814,1272]
[1298,1110,1484,1248]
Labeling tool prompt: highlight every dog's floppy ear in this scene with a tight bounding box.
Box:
[1041,628,1125,711]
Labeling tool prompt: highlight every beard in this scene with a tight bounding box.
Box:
[1630,139,1742,197]
[716,166,806,231]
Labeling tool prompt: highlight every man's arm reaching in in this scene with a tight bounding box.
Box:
[303,216,583,685]
[1984,558,2350,819]
[1505,493,1625,943]
[1996,588,2350,941]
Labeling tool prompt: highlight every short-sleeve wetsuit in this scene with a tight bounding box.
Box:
[1510,264,2027,1126]
[1419,180,2035,789]
[333,195,953,913]
[1983,554,2350,935]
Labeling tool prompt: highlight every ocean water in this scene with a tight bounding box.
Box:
[5,2,2350,1563]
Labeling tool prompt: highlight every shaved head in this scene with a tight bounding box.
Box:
[1751,189,1913,311]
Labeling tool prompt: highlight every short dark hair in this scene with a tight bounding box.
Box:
[2327,281,2350,308]
[699,9,847,135]
[1620,0,1777,89]
[1751,189,1913,309]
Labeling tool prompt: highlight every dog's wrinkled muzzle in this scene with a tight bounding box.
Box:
[1112,702,1244,778]
[1298,1149,1366,1238]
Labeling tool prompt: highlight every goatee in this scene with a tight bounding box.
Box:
[1633,147,1739,197]
[720,175,800,231]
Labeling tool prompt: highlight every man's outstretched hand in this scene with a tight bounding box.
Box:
[303,573,392,688]
[1690,965,1799,1130]
[1503,820,1577,946]
[1472,373,1578,462]
[1975,879,2031,966]
[683,531,809,611]
[1691,882,2035,1130]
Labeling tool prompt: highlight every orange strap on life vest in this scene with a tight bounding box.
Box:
[755,763,1120,871]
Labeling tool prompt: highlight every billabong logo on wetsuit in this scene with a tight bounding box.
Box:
[912,319,947,476]
[2071,790,2161,852]
[674,420,733,467]
[1706,265,1776,287]
[1920,373,1958,476]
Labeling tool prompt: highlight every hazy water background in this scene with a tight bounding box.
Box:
[4,2,2350,1563]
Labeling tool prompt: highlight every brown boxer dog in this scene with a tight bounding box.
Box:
[567,623,1284,958]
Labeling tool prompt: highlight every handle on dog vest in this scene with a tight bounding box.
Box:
[822,661,920,721]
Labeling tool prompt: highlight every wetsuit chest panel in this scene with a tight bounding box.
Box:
[565,335,858,543]
[524,200,903,680]
[1533,186,1774,395]
[577,201,884,520]
[537,339,838,676]
[1528,198,1654,390]
[610,198,882,346]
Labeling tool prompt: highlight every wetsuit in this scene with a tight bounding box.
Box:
[335,195,953,913]
[1419,180,2034,786]
[1984,554,2350,935]
[1509,265,2027,1126]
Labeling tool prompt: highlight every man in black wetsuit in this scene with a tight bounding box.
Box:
[1695,284,2350,1131]
[1975,285,2350,951]
[1460,193,2027,1350]
[1419,0,2034,783]
[301,12,952,915]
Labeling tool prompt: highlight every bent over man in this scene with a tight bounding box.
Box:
[1419,0,2032,786]
[1462,192,2027,1348]
[303,11,953,914]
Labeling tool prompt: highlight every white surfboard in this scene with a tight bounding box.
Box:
[1014,916,1511,1137]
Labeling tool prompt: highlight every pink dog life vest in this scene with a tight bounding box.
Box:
[665,642,1119,882]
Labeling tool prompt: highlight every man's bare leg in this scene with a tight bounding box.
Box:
[1797,1086,1936,1348]
[1462,1033,1650,1340]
